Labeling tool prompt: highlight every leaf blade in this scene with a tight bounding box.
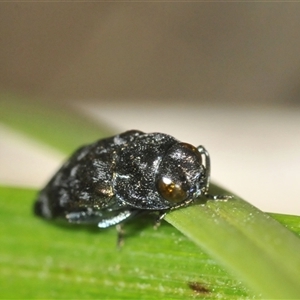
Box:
[0,93,111,154]
[166,185,300,299]
[0,185,254,299]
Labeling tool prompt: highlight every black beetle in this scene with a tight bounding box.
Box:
[34,130,223,229]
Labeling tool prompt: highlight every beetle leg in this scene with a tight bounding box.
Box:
[97,210,140,228]
[153,210,168,229]
[171,198,194,210]
[197,145,211,194]
[66,209,138,227]
[66,210,104,224]
[205,194,233,201]
[116,224,125,248]
[153,200,194,229]
[197,145,232,201]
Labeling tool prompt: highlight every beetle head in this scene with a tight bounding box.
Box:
[156,142,208,205]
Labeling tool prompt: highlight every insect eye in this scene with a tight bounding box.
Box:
[157,177,188,203]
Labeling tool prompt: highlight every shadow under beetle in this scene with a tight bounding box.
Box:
[34,130,225,231]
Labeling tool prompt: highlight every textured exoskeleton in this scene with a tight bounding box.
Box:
[34,130,216,228]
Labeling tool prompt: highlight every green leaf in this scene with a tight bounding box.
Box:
[1,93,300,298]
[0,93,111,154]
[0,185,254,299]
[166,185,300,299]
[1,185,300,299]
